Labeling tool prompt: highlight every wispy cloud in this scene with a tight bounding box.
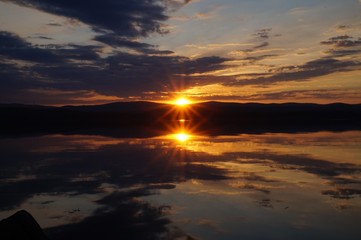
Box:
[226,58,360,87]
[321,35,361,48]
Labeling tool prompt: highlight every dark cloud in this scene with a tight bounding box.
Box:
[244,54,278,62]
[321,35,361,48]
[3,49,227,98]
[253,28,272,39]
[0,31,101,63]
[325,49,361,57]
[0,31,28,48]
[7,0,187,37]
[0,24,230,103]
[53,44,101,61]
[321,35,361,57]
[94,33,173,55]
[0,31,60,63]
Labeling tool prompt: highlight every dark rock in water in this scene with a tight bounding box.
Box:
[0,210,49,240]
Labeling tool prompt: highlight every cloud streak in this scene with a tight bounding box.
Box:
[226,58,360,87]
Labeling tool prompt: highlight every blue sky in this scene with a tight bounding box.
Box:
[0,0,360,105]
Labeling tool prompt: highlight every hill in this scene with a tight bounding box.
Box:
[1,101,360,136]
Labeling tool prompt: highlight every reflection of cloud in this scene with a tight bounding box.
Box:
[197,219,225,233]
[1,131,360,235]
[225,151,361,178]
[46,198,185,240]
[238,183,271,194]
[0,135,230,211]
[255,198,273,208]
[322,188,361,199]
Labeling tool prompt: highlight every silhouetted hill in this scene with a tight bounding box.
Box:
[1,101,361,136]
[62,101,167,112]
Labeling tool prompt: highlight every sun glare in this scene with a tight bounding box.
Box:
[174,97,191,106]
[175,133,190,142]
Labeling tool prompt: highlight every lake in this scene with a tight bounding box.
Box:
[0,130,360,239]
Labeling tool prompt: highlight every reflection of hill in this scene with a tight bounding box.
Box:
[1,102,361,136]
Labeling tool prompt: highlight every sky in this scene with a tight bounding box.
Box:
[0,0,360,105]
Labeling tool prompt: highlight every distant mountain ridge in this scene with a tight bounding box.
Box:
[1,101,361,136]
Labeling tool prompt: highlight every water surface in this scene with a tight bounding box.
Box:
[0,131,360,239]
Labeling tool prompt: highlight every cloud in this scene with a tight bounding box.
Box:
[221,31,361,89]
[253,42,269,49]
[223,34,360,88]
[6,0,175,37]
[229,29,274,58]
[0,31,61,63]
[321,35,361,48]
[94,33,174,55]
[0,30,229,103]
[243,54,278,63]
[1,1,360,105]
[236,89,361,104]
[321,35,361,57]
[0,0,231,104]
[253,28,272,40]
[225,57,360,87]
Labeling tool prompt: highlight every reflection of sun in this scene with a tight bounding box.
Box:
[174,97,191,106]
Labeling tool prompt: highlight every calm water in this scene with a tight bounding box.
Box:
[1,131,361,239]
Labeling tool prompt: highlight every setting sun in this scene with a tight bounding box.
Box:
[175,133,190,142]
[167,132,192,142]
[174,97,191,106]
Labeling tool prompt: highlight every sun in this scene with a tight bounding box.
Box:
[175,133,190,142]
[174,97,191,106]
[167,132,192,143]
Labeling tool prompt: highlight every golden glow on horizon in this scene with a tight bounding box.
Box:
[167,132,192,143]
[175,133,190,142]
[174,97,191,106]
